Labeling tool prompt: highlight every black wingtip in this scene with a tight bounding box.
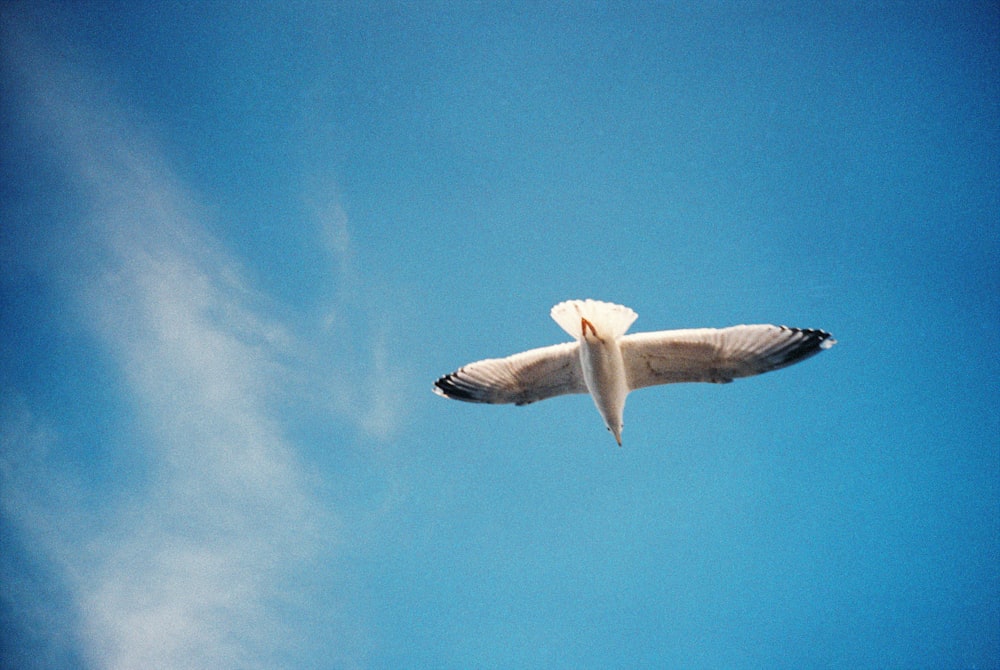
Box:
[788,326,836,348]
[433,371,485,403]
[775,326,836,366]
[433,373,460,398]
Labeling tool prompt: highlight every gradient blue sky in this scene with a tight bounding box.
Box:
[2,2,998,668]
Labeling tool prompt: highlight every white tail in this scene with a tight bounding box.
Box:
[550,300,638,339]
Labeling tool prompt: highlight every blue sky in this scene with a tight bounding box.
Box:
[1,2,997,668]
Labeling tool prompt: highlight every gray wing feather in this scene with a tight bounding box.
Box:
[433,342,586,405]
[620,325,835,390]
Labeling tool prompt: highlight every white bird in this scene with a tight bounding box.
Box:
[433,299,836,445]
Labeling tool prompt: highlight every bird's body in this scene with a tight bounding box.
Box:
[433,299,836,445]
[559,300,634,445]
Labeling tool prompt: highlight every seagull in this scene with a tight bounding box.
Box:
[433,299,836,445]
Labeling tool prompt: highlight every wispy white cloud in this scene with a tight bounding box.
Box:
[1,12,403,668]
[74,235,324,669]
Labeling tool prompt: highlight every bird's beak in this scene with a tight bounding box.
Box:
[611,426,623,447]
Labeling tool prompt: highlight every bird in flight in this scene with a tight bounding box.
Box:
[433,299,835,445]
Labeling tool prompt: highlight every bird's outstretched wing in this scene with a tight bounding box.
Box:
[620,325,835,389]
[433,342,586,405]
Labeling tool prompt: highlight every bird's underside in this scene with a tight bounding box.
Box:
[433,299,835,444]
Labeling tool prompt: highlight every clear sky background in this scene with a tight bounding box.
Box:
[1,2,997,668]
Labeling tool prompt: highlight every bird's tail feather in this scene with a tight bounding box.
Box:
[550,300,638,339]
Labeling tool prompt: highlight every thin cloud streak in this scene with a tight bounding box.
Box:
[0,396,89,669]
[1,17,396,669]
[306,180,407,443]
